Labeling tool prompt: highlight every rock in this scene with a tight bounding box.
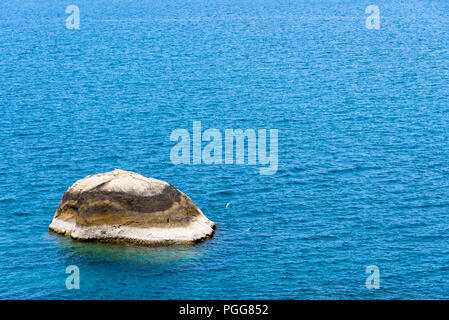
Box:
[49,169,215,245]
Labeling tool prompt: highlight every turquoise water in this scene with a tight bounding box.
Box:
[1,0,449,299]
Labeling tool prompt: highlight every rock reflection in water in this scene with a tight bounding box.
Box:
[49,233,204,266]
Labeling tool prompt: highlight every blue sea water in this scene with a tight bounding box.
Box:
[1,0,449,299]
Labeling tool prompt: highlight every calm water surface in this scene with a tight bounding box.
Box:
[1,0,449,299]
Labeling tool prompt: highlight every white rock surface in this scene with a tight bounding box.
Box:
[49,169,215,245]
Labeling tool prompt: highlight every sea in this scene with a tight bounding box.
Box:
[1,0,449,299]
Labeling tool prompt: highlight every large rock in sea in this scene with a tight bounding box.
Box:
[49,169,215,245]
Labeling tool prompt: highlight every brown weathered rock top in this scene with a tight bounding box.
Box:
[49,169,215,245]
